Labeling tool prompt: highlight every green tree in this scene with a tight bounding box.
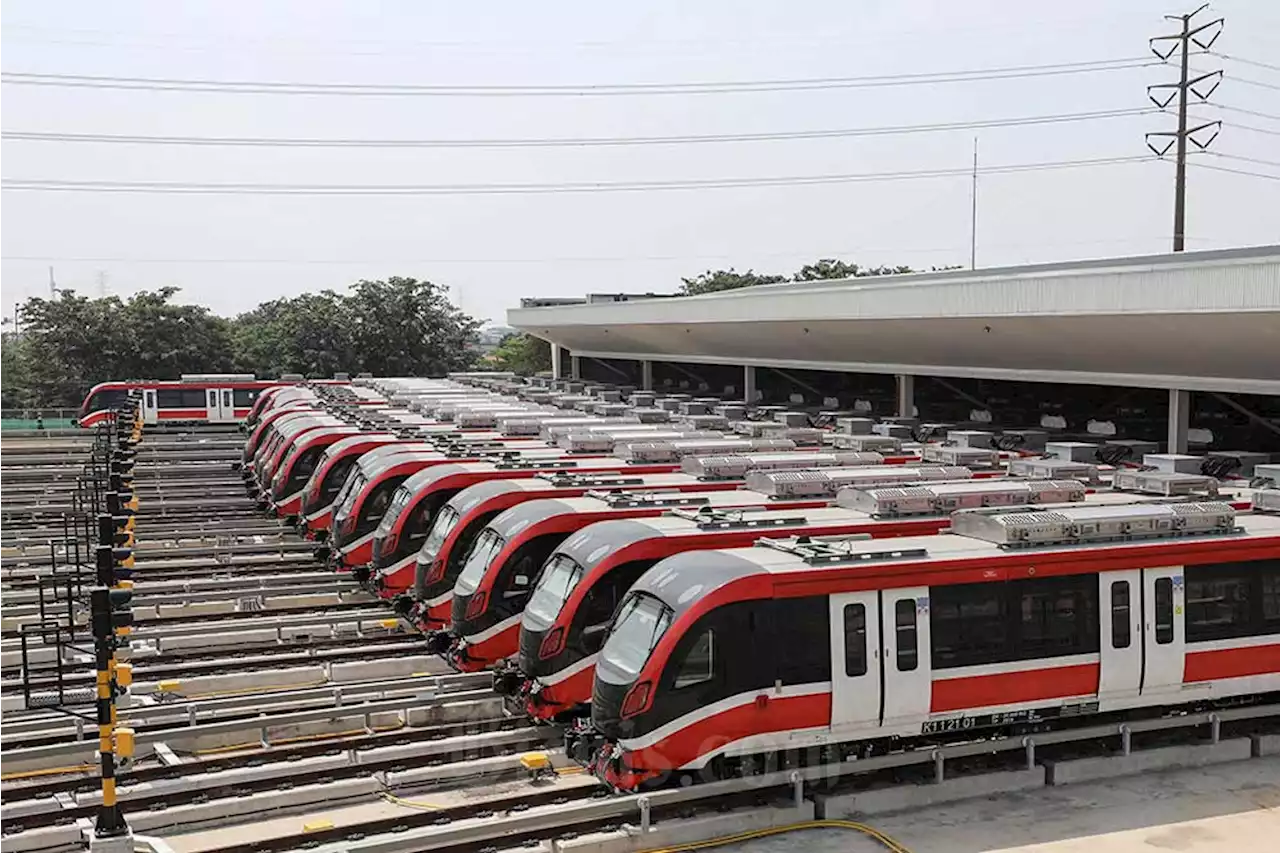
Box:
[679,268,788,295]
[793,259,913,281]
[487,332,551,376]
[1,332,38,408]
[229,277,480,378]
[7,288,233,407]
[343,277,480,376]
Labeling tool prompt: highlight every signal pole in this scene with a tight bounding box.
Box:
[89,398,139,852]
[1147,4,1224,252]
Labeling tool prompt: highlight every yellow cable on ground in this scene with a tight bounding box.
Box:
[381,791,443,810]
[639,819,912,853]
[1,763,97,781]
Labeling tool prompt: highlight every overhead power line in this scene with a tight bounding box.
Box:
[1210,51,1280,74]
[1190,161,1280,181]
[0,57,1156,96]
[1209,151,1280,169]
[1211,103,1280,122]
[0,156,1154,196]
[3,237,1223,267]
[0,108,1153,149]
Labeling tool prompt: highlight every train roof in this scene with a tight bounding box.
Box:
[320,433,400,455]
[630,504,1280,611]
[480,488,824,539]
[429,471,731,512]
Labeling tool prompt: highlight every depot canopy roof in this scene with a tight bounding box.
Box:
[509,246,1280,395]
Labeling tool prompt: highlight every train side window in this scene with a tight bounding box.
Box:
[233,388,259,407]
[155,388,184,409]
[1263,568,1280,624]
[144,390,155,410]
[363,488,392,520]
[1185,567,1252,642]
[1154,578,1174,644]
[843,604,867,677]
[1111,581,1131,649]
[772,597,831,684]
[1017,575,1099,660]
[673,630,714,689]
[894,599,918,672]
[930,583,1007,669]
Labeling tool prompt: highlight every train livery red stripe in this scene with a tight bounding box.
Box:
[1183,642,1280,683]
[930,661,1100,713]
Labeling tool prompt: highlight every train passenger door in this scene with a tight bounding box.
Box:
[880,587,931,732]
[1140,567,1185,700]
[142,389,158,425]
[1097,571,1142,709]
[829,592,882,737]
[206,387,235,422]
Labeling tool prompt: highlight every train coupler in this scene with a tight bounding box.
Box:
[491,660,524,696]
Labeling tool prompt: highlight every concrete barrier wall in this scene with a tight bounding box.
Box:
[1044,738,1253,786]
[816,767,1046,819]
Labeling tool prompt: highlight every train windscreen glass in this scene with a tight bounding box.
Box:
[420,505,460,560]
[524,554,586,629]
[333,471,367,518]
[454,529,506,595]
[598,593,673,681]
[375,486,414,538]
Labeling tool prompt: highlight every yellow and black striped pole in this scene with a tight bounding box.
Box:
[90,586,128,837]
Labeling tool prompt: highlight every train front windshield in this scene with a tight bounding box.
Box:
[419,505,460,562]
[375,486,414,539]
[332,470,368,524]
[523,554,586,630]
[597,593,673,683]
[454,529,506,595]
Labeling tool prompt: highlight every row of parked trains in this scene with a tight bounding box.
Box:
[232,374,1280,790]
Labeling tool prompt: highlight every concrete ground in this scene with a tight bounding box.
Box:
[723,758,1280,853]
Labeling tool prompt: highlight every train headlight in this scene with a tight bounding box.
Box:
[621,680,652,719]
[538,627,565,660]
[465,591,488,620]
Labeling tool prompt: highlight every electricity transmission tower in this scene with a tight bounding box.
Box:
[1146,4,1224,252]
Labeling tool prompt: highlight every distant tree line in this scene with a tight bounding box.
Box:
[0,258,941,407]
[1,277,481,409]
[679,258,950,295]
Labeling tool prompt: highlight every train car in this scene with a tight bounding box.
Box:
[252,413,346,493]
[579,500,1280,790]
[267,426,365,520]
[370,471,756,602]
[79,375,284,428]
[401,452,896,630]
[358,444,842,598]
[329,455,688,571]
[442,473,981,672]
[242,403,324,472]
[301,438,432,538]
[514,479,1095,720]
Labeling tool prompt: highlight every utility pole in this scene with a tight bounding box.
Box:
[1147,4,1224,252]
[970,137,979,270]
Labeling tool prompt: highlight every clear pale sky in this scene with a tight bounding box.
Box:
[2,0,1278,326]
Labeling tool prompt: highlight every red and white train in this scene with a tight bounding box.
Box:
[578,500,1280,790]
[392,452,898,625]
[79,375,285,428]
